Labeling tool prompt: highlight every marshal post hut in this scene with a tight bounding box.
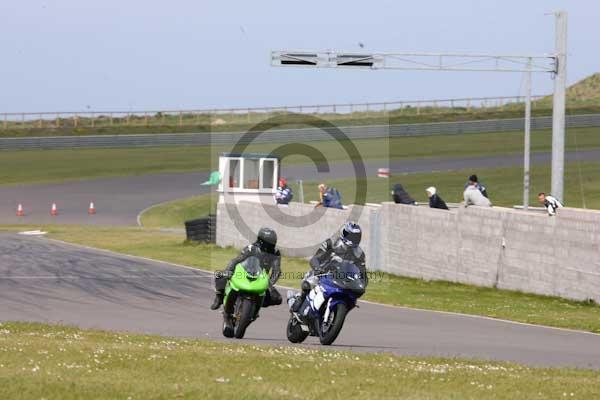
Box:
[218,153,280,204]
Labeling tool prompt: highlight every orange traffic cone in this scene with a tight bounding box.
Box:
[50,202,58,216]
[88,201,96,215]
[16,203,25,217]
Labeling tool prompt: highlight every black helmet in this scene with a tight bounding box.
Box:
[340,221,362,248]
[257,227,277,254]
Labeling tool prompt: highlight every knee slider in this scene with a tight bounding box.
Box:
[301,281,311,292]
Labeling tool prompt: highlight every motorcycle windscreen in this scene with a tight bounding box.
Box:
[329,261,366,295]
[231,256,269,293]
[240,256,262,279]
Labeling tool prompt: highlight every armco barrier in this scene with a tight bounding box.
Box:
[216,201,600,303]
[1,113,599,150]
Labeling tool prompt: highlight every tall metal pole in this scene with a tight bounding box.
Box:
[523,58,532,210]
[551,11,568,202]
[297,179,304,203]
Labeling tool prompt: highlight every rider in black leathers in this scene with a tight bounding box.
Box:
[211,227,282,311]
[292,221,368,311]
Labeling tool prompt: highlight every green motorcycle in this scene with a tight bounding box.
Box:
[222,256,270,339]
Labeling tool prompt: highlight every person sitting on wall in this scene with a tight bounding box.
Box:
[391,183,416,205]
[275,178,293,205]
[316,183,343,209]
[464,181,492,207]
[537,192,563,216]
[426,186,449,210]
[464,174,488,198]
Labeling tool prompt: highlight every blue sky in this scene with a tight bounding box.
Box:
[1,1,598,112]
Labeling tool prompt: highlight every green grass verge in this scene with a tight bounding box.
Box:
[2,322,599,399]
[0,146,215,186]
[1,224,596,333]
[1,126,599,186]
[140,193,217,228]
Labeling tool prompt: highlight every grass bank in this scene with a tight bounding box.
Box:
[2,322,599,399]
[2,99,599,137]
[140,193,217,228]
[0,225,596,333]
[1,126,599,186]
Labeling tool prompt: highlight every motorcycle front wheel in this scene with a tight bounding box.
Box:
[319,303,348,345]
[286,317,309,343]
[234,296,255,339]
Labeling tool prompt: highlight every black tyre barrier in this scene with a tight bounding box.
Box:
[185,214,216,243]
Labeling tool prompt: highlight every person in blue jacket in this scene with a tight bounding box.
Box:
[275,178,293,205]
[317,183,343,209]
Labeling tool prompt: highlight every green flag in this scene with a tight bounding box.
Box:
[202,171,221,186]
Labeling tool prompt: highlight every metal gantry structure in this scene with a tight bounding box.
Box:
[271,11,568,206]
[271,51,556,73]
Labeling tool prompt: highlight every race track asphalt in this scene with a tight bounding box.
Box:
[2,232,600,369]
[0,149,598,226]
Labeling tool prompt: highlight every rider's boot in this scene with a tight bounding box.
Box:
[291,296,304,312]
[210,291,224,310]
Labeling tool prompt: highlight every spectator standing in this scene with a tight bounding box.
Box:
[464,174,488,198]
[426,186,449,210]
[537,192,563,216]
[391,183,416,205]
[275,178,293,205]
[464,182,492,207]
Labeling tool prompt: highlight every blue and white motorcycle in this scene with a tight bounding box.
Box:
[286,260,366,345]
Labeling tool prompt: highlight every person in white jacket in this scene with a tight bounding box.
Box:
[463,183,492,207]
[537,192,563,216]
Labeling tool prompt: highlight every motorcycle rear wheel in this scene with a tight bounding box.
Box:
[319,303,348,345]
[234,296,255,339]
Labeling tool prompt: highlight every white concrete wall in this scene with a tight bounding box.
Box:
[217,201,600,303]
[378,203,600,303]
[216,202,378,259]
